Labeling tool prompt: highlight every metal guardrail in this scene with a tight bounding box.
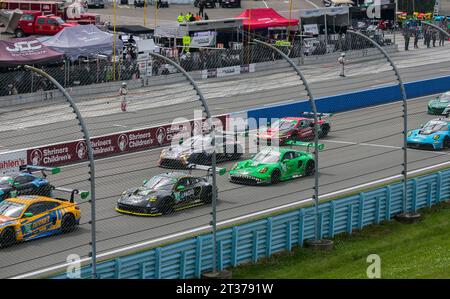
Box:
[52,168,450,279]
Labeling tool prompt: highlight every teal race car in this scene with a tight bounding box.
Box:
[228,141,324,185]
[407,118,450,150]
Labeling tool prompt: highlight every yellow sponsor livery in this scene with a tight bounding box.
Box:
[0,190,86,248]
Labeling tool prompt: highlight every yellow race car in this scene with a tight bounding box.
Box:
[0,188,88,248]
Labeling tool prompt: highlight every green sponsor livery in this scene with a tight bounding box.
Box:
[229,144,323,185]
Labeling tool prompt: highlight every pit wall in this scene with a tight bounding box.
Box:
[52,168,450,278]
[245,75,450,123]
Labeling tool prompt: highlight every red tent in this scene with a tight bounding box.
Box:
[0,37,64,67]
[235,8,299,30]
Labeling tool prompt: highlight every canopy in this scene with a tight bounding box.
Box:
[235,8,299,30]
[299,6,350,18]
[41,24,123,61]
[0,37,63,67]
[108,25,154,35]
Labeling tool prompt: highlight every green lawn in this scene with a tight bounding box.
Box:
[232,202,450,279]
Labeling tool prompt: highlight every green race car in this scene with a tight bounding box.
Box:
[229,142,323,185]
[427,91,450,115]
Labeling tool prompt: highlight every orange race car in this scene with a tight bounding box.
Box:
[0,188,88,248]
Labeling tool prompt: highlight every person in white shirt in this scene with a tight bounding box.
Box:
[119,82,128,112]
[338,53,346,77]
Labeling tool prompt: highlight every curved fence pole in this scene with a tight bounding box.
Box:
[147,52,220,274]
[346,30,415,218]
[23,65,98,277]
[252,40,323,242]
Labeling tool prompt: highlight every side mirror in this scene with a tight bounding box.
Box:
[23,212,33,218]
[282,159,290,163]
[143,179,148,185]
[13,182,20,188]
[176,185,185,191]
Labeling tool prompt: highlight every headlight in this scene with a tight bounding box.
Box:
[407,131,412,137]
[433,135,440,140]
[231,163,238,170]
[259,167,268,173]
[180,154,188,160]
[160,150,166,158]
[121,191,127,195]
[148,197,157,202]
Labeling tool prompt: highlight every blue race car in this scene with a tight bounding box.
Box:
[0,165,60,202]
[407,118,450,150]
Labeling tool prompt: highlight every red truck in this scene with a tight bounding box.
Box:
[0,0,100,25]
[14,11,78,37]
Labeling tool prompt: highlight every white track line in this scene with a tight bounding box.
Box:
[11,158,450,279]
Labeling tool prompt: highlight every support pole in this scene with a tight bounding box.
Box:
[23,65,97,278]
[252,40,332,249]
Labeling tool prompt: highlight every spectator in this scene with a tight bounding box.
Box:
[189,13,195,22]
[403,27,411,51]
[199,0,205,18]
[204,13,209,20]
[439,27,446,46]
[177,12,184,23]
[432,28,437,47]
[7,83,18,95]
[337,53,346,77]
[119,82,128,112]
[413,27,420,49]
[195,13,201,21]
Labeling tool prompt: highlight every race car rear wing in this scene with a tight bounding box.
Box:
[187,164,227,176]
[300,112,333,121]
[285,141,325,152]
[52,187,89,203]
[19,165,61,178]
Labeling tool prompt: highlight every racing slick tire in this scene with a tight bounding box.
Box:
[271,169,281,184]
[305,160,315,176]
[61,214,77,233]
[201,188,213,204]
[159,197,175,215]
[444,136,450,149]
[319,124,330,138]
[0,228,16,248]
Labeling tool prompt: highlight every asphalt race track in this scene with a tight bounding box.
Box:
[1,44,450,151]
[2,92,450,278]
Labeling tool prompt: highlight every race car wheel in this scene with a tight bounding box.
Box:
[0,228,16,248]
[160,197,175,215]
[271,169,281,184]
[444,136,450,149]
[14,29,25,38]
[319,124,330,138]
[61,214,76,233]
[201,190,213,204]
[305,160,315,176]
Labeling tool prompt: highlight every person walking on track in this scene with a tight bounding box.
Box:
[338,53,346,77]
[119,82,128,112]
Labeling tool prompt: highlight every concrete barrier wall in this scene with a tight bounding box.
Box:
[246,75,450,124]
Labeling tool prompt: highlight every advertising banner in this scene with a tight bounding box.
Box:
[202,64,255,79]
[0,150,27,174]
[25,115,228,167]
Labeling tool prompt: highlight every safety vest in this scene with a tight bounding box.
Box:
[182,35,191,53]
[185,14,191,21]
[177,15,184,23]
[275,40,291,46]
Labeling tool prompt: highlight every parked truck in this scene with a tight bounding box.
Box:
[0,0,100,25]
[14,11,78,37]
